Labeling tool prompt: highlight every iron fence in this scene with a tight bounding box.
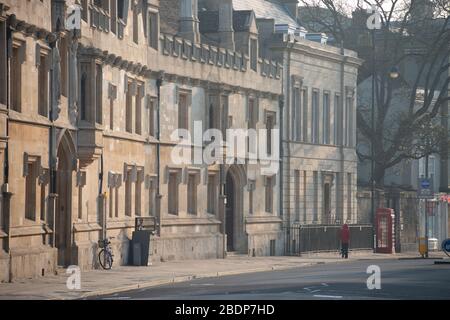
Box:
[284,223,374,255]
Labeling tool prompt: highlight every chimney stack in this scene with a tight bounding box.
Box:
[179,0,200,43]
[218,0,235,51]
[281,0,298,21]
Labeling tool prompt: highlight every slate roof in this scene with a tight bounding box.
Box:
[198,11,218,33]
[233,11,254,32]
[199,10,253,33]
[160,0,301,36]
[233,0,299,28]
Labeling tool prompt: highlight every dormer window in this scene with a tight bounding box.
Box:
[92,0,110,12]
[93,0,101,7]
[114,0,129,38]
[148,11,159,50]
[118,0,128,20]
[91,0,110,32]
[81,0,88,22]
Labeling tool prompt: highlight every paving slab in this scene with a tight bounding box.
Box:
[0,251,443,300]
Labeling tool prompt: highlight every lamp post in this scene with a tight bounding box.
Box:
[425,153,429,258]
[371,62,401,254]
[371,28,376,253]
[423,128,433,259]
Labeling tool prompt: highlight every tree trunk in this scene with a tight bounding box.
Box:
[373,163,386,189]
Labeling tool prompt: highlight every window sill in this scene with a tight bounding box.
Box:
[104,130,148,143]
[8,111,52,126]
[246,215,282,224]
[162,217,221,226]
[10,224,48,237]
[73,222,102,232]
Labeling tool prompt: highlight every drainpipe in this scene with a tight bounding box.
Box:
[339,42,347,226]
[49,34,59,250]
[3,15,10,188]
[279,97,284,219]
[5,13,12,282]
[284,40,294,254]
[155,74,163,237]
[98,153,105,240]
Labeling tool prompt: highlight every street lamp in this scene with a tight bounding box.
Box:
[389,66,400,79]
[371,62,400,253]
[371,29,376,253]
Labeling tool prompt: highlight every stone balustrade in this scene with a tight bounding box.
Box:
[160,33,282,80]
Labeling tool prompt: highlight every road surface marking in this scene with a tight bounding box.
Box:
[313,294,343,299]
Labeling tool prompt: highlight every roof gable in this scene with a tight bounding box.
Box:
[233,0,299,30]
[199,10,258,34]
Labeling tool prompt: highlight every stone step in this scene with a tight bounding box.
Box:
[226,251,247,257]
[55,266,67,275]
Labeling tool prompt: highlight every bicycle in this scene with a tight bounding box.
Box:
[98,237,114,270]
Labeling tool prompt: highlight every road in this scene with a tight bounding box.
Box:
[93,259,450,300]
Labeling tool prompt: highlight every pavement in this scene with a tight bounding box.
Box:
[0,250,446,300]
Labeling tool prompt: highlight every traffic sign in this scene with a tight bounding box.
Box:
[442,238,450,253]
[421,180,430,189]
[417,178,434,199]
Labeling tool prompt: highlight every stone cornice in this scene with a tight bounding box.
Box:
[76,44,280,99]
[271,37,364,68]
[0,3,9,18]
[76,42,282,99]
[7,14,57,44]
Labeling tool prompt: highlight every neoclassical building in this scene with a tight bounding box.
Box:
[223,1,362,237]
[0,0,361,281]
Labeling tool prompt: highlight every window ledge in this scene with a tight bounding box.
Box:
[10,224,48,237]
[162,217,221,226]
[73,222,102,232]
[246,215,282,224]
[8,111,52,126]
[105,219,135,230]
[104,130,148,143]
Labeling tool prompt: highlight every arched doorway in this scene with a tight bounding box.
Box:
[225,172,235,251]
[55,132,74,266]
[224,165,247,253]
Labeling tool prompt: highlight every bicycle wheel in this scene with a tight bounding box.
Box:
[98,249,113,270]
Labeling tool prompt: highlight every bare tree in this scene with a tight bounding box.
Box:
[299,0,450,187]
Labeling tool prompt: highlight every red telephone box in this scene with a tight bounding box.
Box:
[376,208,395,254]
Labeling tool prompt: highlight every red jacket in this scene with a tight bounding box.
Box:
[341,224,350,243]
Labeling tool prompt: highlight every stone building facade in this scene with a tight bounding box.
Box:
[277,38,362,228]
[227,0,362,233]
[0,0,283,281]
[0,0,362,281]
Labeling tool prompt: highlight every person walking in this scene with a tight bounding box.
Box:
[340,224,350,259]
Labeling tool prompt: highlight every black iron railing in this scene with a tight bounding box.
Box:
[284,224,373,255]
